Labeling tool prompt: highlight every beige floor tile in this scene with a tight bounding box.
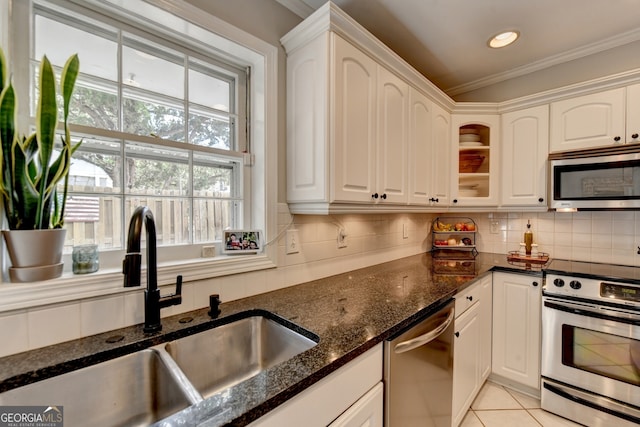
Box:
[506,388,541,409]
[471,382,522,410]
[528,409,585,427]
[475,409,541,427]
[459,410,483,427]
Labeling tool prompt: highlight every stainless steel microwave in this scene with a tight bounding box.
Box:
[549,145,640,209]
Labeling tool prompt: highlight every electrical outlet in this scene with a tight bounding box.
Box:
[403,223,409,239]
[337,228,347,248]
[490,220,500,234]
[286,229,300,254]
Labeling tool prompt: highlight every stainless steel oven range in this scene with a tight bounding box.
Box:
[542,260,640,427]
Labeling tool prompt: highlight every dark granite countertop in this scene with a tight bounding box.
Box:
[0,252,543,426]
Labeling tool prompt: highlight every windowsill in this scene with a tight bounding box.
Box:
[0,253,277,313]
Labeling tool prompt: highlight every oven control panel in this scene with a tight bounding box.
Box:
[600,282,640,303]
[545,274,640,308]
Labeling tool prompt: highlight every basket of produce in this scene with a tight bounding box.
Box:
[431,217,478,258]
[459,153,485,173]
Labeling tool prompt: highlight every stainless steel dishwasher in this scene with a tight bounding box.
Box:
[384,300,455,427]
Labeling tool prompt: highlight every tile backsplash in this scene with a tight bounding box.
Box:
[3,207,640,358]
[0,205,435,357]
[468,211,640,266]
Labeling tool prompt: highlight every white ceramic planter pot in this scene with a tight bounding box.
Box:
[2,229,66,282]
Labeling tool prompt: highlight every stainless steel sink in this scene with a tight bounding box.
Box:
[165,314,318,398]
[0,349,198,427]
[0,312,318,425]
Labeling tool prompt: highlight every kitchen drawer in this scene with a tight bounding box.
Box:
[454,280,481,317]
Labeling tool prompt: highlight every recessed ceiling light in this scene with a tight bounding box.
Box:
[488,31,520,48]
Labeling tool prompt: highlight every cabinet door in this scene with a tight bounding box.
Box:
[329,383,383,427]
[492,272,541,391]
[549,88,625,152]
[478,276,492,382]
[626,83,640,144]
[249,344,382,427]
[450,114,500,207]
[286,33,329,203]
[452,302,481,427]
[431,103,451,206]
[377,66,408,204]
[408,88,433,205]
[407,90,450,207]
[332,35,377,203]
[501,105,549,207]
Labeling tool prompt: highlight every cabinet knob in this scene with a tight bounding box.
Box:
[532,281,539,287]
[429,197,439,203]
[538,197,544,203]
[372,193,379,199]
[632,133,639,139]
[455,332,460,338]
[381,193,387,200]
[453,199,458,204]
[614,136,622,142]
[466,295,473,301]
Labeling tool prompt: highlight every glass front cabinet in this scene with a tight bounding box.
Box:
[450,115,500,207]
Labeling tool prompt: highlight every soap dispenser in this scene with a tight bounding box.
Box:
[524,220,533,256]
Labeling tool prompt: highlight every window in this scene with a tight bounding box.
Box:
[31,0,247,251]
[1,0,277,301]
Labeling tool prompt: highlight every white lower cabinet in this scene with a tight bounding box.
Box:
[328,382,383,427]
[249,343,382,427]
[491,272,541,392]
[452,301,480,427]
[452,276,492,427]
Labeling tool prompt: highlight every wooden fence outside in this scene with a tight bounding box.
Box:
[64,186,233,250]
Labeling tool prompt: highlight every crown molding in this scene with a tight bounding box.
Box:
[274,0,314,18]
[446,26,640,97]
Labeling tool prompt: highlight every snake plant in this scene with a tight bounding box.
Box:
[0,47,81,230]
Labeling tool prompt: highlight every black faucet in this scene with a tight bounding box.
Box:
[122,206,182,333]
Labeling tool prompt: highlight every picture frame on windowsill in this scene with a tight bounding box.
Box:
[222,230,262,255]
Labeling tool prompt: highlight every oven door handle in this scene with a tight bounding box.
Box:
[394,308,454,354]
[543,381,640,425]
[543,299,640,326]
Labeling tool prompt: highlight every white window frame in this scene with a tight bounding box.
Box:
[0,0,278,312]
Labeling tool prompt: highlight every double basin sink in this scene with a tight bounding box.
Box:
[0,312,318,426]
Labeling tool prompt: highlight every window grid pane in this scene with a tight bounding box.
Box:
[34,0,248,253]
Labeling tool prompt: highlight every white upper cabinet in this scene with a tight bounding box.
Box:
[431,103,452,206]
[450,114,500,207]
[549,86,640,152]
[375,65,409,204]
[626,83,640,143]
[281,2,453,214]
[332,35,379,203]
[408,88,450,206]
[501,105,549,207]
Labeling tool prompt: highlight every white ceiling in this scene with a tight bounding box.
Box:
[276,0,640,100]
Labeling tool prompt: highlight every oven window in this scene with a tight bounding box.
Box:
[553,159,640,200]
[562,325,640,386]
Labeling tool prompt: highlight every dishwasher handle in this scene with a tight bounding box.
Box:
[394,308,454,354]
